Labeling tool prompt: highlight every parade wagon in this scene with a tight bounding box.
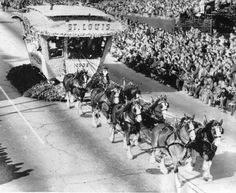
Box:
[13,4,125,80]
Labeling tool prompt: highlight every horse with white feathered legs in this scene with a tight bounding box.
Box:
[110,99,143,160]
[63,68,90,115]
[139,110,198,188]
[90,84,122,127]
[187,117,224,181]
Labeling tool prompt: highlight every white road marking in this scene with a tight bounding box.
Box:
[0,86,45,145]
[179,174,206,193]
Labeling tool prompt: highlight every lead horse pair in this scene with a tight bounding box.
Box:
[146,113,224,187]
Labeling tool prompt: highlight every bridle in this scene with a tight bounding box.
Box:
[110,87,121,104]
[131,102,142,122]
[177,118,197,145]
[158,99,169,111]
[80,71,89,89]
[211,124,223,139]
[74,71,89,89]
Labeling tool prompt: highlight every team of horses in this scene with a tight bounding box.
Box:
[62,69,224,188]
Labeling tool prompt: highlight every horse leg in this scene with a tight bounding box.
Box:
[149,150,156,164]
[66,93,70,108]
[124,130,133,160]
[174,165,182,190]
[133,132,140,146]
[186,156,194,172]
[123,133,128,149]
[150,128,160,163]
[127,143,133,160]
[76,100,83,115]
[186,149,198,172]
[109,124,116,143]
[75,100,81,114]
[207,160,213,181]
[191,149,198,168]
[92,109,96,127]
[92,107,100,127]
[159,156,168,174]
[202,160,213,181]
[69,93,74,108]
[96,108,101,127]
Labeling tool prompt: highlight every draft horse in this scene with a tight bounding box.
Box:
[141,95,169,130]
[188,118,224,181]
[121,81,141,103]
[149,115,198,188]
[90,85,122,127]
[87,68,110,90]
[110,100,142,160]
[63,69,89,114]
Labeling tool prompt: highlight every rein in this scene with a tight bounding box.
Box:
[140,132,186,156]
[176,123,197,146]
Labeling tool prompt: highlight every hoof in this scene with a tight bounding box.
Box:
[149,156,156,164]
[127,154,134,160]
[109,136,114,143]
[134,140,139,146]
[186,163,194,172]
[203,176,213,182]
[176,181,182,189]
[160,167,168,174]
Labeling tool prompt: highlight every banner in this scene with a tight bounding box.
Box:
[65,59,100,77]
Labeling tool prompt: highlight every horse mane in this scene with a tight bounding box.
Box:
[202,120,217,133]
[122,101,133,113]
[179,116,187,126]
[196,119,218,143]
[148,98,160,112]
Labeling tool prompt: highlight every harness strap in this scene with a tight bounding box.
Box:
[155,128,187,157]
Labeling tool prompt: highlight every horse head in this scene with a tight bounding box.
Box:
[157,95,169,111]
[110,86,121,104]
[204,119,224,147]
[77,69,89,89]
[130,100,142,123]
[99,68,109,87]
[148,95,169,119]
[179,114,197,141]
[123,82,141,101]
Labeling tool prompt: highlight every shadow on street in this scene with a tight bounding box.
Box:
[0,144,33,185]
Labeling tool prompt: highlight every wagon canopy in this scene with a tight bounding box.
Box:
[21,5,126,37]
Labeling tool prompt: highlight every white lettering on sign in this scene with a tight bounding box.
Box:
[68,22,111,31]
[76,63,89,68]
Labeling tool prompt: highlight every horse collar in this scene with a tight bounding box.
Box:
[124,112,134,125]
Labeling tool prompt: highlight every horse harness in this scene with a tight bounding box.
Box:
[116,103,141,133]
[153,125,189,158]
[176,122,197,147]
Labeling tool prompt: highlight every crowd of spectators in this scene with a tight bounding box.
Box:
[91,0,200,18]
[110,20,236,115]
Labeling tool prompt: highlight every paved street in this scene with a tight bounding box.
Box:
[0,7,236,193]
